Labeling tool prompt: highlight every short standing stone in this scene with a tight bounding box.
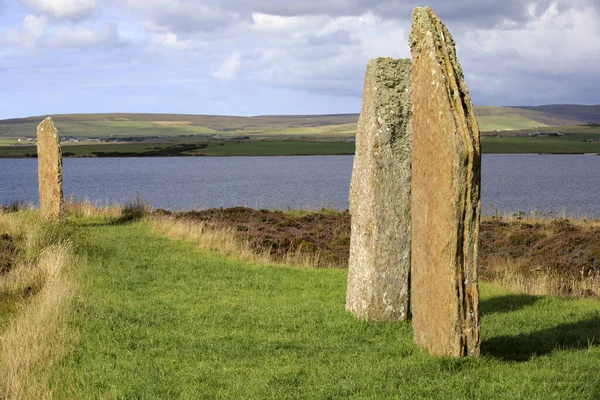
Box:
[409,7,481,356]
[37,117,64,221]
[346,57,412,322]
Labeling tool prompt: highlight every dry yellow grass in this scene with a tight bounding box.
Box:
[149,215,328,268]
[0,214,77,399]
[149,216,270,263]
[485,257,600,298]
[64,196,123,218]
[481,213,600,299]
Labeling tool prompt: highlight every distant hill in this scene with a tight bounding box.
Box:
[473,106,580,131]
[508,105,600,125]
[0,113,359,130]
[0,105,596,139]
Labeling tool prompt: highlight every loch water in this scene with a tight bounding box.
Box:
[1,154,599,217]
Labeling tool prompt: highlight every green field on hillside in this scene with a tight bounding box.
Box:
[2,105,597,140]
[1,108,599,156]
[0,113,360,140]
[477,115,547,131]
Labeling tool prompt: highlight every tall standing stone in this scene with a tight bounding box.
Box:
[37,117,64,221]
[346,58,412,322]
[409,7,481,356]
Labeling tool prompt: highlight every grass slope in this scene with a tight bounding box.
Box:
[50,218,600,398]
[510,105,600,124]
[474,106,578,131]
[0,114,360,139]
[0,105,594,140]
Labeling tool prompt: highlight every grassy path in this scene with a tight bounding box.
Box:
[52,220,600,398]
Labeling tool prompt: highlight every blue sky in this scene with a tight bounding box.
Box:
[1,0,599,119]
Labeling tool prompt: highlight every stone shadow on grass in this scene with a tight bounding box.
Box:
[479,293,542,316]
[482,315,600,361]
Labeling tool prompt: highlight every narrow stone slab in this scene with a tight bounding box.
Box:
[409,7,481,356]
[346,57,412,322]
[37,117,64,221]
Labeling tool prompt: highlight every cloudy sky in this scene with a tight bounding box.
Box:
[0,0,599,119]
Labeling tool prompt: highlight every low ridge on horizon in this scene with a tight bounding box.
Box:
[1,104,599,120]
[1,105,599,138]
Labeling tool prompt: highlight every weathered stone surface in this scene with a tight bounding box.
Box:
[346,57,412,322]
[409,7,481,356]
[37,117,64,221]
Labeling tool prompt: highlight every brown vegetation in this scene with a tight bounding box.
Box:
[154,207,600,299]
[479,217,600,298]
[0,233,14,275]
[154,207,350,268]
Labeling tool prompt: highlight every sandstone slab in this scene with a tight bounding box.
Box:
[37,117,64,221]
[409,7,481,356]
[346,57,412,322]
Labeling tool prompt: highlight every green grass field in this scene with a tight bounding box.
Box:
[39,217,600,398]
[482,137,600,153]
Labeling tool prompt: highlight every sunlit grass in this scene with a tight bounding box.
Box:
[0,212,77,399]
[50,217,600,399]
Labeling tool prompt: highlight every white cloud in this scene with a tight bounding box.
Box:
[213,51,241,81]
[151,33,190,50]
[23,13,47,38]
[21,0,96,19]
[251,12,322,32]
[459,2,600,104]
[0,14,47,48]
[50,22,121,48]
[464,4,600,74]
[124,0,244,33]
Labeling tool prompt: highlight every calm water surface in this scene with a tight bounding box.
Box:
[1,154,599,217]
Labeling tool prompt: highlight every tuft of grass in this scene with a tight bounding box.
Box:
[482,257,600,299]
[480,216,600,299]
[0,213,77,399]
[120,194,151,223]
[64,196,122,219]
[0,200,32,213]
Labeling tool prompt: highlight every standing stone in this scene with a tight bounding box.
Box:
[37,117,64,221]
[346,58,412,322]
[409,7,481,356]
